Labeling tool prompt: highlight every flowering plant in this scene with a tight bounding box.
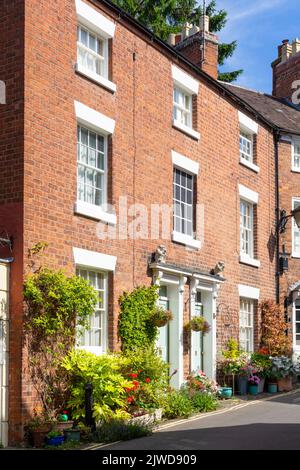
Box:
[186,371,220,396]
[268,356,298,378]
[248,375,260,385]
[124,370,155,413]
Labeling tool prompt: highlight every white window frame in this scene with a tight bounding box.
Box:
[171,151,201,249]
[73,247,117,356]
[172,65,200,140]
[76,267,108,355]
[77,124,107,209]
[239,298,254,353]
[75,0,116,92]
[239,185,260,268]
[74,101,116,225]
[292,138,300,172]
[238,111,259,173]
[292,197,300,258]
[293,296,300,351]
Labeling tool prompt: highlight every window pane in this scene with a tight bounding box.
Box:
[173,169,194,236]
[76,269,106,349]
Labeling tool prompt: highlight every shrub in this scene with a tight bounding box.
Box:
[121,347,169,412]
[23,267,98,418]
[260,300,291,356]
[191,393,218,413]
[186,371,220,395]
[94,419,153,443]
[163,390,194,419]
[118,286,159,352]
[61,350,132,423]
[250,352,272,378]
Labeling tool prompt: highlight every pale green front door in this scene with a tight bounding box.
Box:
[157,286,169,362]
[191,291,203,372]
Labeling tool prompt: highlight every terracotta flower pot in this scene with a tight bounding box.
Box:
[277,376,293,392]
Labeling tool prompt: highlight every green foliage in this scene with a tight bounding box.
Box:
[118,285,159,352]
[121,347,169,410]
[191,392,218,413]
[250,352,272,378]
[24,268,97,336]
[163,390,194,418]
[113,0,242,82]
[94,419,153,443]
[222,338,240,359]
[23,268,98,418]
[62,349,132,423]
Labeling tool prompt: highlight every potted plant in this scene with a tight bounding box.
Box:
[26,412,54,448]
[248,375,261,395]
[250,352,272,393]
[270,356,295,391]
[46,430,65,447]
[56,410,74,431]
[151,307,173,327]
[187,316,211,334]
[63,427,81,443]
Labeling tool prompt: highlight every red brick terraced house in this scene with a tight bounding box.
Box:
[0,0,300,445]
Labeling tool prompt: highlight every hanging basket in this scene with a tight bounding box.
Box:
[151,307,173,327]
[188,316,211,334]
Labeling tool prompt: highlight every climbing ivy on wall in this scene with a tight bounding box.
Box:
[118,285,159,351]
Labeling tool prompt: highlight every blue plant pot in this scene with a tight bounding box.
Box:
[248,384,259,395]
[220,387,233,398]
[237,376,248,395]
[46,435,65,446]
[267,383,278,394]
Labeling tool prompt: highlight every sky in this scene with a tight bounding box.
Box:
[213,0,299,93]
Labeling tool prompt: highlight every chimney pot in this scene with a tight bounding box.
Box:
[167,33,176,46]
[282,39,289,45]
[199,15,210,33]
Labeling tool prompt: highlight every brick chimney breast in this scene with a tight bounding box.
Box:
[272,38,300,102]
[172,15,219,79]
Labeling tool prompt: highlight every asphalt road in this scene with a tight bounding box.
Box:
[96,391,300,450]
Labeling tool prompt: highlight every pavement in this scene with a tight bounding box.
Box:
[90,389,300,450]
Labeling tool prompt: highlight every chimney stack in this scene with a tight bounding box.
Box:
[168,15,219,80]
[272,38,300,103]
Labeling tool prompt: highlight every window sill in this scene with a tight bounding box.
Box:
[239,254,261,268]
[291,168,300,173]
[172,231,201,249]
[173,120,200,141]
[75,64,117,93]
[78,346,103,356]
[75,201,117,225]
[239,157,260,173]
[291,253,300,259]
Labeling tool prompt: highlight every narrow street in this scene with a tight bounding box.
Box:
[95,391,300,450]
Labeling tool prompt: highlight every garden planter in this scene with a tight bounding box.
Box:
[30,424,52,448]
[56,420,74,432]
[63,429,81,442]
[130,409,162,425]
[219,387,232,399]
[248,384,259,395]
[237,376,248,395]
[277,376,293,392]
[258,378,265,394]
[267,383,278,394]
[46,435,65,446]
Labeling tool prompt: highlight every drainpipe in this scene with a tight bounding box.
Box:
[274,130,280,304]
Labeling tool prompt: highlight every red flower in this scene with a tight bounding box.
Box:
[138,370,143,373]
[129,373,138,379]
[145,378,151,383]
[125,387,133,393]
[127,396,134,403]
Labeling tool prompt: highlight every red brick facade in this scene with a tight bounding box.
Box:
[1,0,298,445]
[272,39,300,102]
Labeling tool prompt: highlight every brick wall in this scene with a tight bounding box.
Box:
[272,40,300,102]
[0,0,25,445]
[1,0,278,443]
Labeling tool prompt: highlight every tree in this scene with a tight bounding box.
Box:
[113,0,243,82]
